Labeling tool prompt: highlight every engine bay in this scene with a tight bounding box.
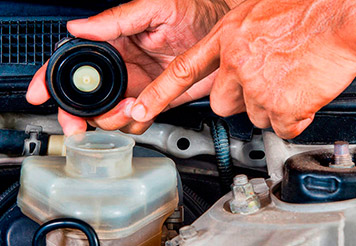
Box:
[1,1,356,246]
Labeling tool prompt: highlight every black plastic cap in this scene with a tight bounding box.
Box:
[46,38,127,117]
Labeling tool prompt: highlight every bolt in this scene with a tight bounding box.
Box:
[330,141,354,169]
[230,174,260,215]
[165,239,180,246]
[233,174,248,186]
[250,178,269,195]
[179,225,198,240]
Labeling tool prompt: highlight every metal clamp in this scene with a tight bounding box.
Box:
[23,125,42,156]
[166,206,184,224]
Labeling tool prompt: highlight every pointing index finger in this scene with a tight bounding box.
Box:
[131,24,222,122]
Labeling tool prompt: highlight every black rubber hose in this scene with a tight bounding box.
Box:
[32,218,100,246]
[210,119,234,192]
[0,182,19,216]
[183,184,210,215]
[182,183,212,225]
[0,129,49,156]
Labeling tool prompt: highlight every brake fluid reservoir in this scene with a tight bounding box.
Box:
[17,131,178,246]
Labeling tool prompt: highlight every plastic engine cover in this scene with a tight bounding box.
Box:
[281,148,356,203]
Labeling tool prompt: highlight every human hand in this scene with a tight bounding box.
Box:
[131,0,356,139]
[26,0,229,135]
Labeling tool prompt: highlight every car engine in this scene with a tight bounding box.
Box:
[1,1,356,246]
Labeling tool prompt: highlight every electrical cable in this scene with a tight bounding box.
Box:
[210,119,234,192]
[32,218,100,246]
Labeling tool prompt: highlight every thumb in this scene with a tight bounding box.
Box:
[67,0,160,41]
[26,61,50,105]
[131,24,222,122]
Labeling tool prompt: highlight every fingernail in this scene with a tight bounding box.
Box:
[131,103,147,121]
[124,101,134,117]
[69,18,89,25]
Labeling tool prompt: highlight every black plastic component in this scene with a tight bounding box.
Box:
[0,204,39,246]
[0,165,21,195]
[284,78,356,144]
[46,38,127,117]
[0,19,70,67]
[288,113,356,144]
[281,149,356,203]
[156,97,255,141]
[33,218,100,246]
[0,182,39,246]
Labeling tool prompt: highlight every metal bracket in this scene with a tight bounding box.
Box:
[123,123,267,168]
[166,206,184,225]
[23,125,42,156]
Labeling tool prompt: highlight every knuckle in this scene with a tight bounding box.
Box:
[294,106,315,122]
[120,128,132,134]
[269,106,285,118]
[170,55,196,86]
[272,120,302,140]
[102,6,124,36]
[131,127,147,135]
[212,109,230,118]
[243,85,263,104]
[287,130,301,139]
[275,128,300,140]
[147,83,165,104]
[250,119,270,129]
[245,110,271,129]
[121,124,149,135]
[211,102,244,118]
[210,100,231,117]
[268,97,289,117]
[210,89,245,118]
[110,5,122,18]
[98,6,119,23]
[95,118,120,131]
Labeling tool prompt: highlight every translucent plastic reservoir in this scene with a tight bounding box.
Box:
[17,131,178,245]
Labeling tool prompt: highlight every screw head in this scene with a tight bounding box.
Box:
[179,225,198,240]
[250,178,269,195]
[233,174,248,186]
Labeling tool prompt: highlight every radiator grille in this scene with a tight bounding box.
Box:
[0,20,70,65]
